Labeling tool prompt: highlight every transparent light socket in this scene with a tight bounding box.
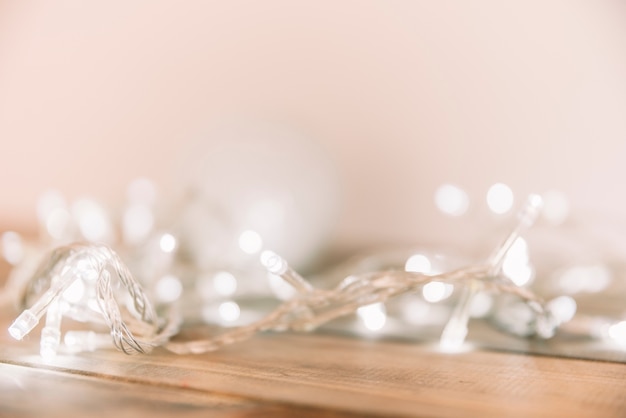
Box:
[439,194,543,350]
[40,327,61,359]
[8,310,39,340]
[261,250,313,294]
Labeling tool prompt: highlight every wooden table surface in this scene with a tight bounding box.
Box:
[1,251,625,418]
[1,315,625,418]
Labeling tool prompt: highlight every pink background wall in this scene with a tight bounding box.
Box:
[1,1,625,250]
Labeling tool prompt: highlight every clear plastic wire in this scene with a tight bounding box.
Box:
[166,264,548,354]
[8,197,554,357]
[439,194,544,350]
[10,243,180,356]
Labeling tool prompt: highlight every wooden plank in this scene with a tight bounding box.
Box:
[2,328,625,417]
[0,360,369,418]
[0,361,249,418]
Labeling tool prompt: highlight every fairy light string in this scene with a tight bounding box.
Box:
[9,244,180,357]
[5,195,562,357]
[439,194,544,351]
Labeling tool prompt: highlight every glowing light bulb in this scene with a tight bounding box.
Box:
[501,237,534,286]
[8,310,38,340]
[9,271,77,342]
[507,237,528,261]
[40,300,62,360]
[260,251,312,294]
[261,250,286,274]
[486,183,514,214]
[213,271,237,297]
[541,190,570,225]
[1,231,23,265]
[218,301,241,322]
[40,328,60,360]
[8,244,176,357]
[405,254,432,274]
[546,296,577,324]
[357,303,387,331]
[72,198,113,242]
[434,184,469,216]
[608,321,626,345]
[238,230,263,254]
[504,264,534,287]
[422,281,454,303]
[159,233,177,253]
[155,275,183,303]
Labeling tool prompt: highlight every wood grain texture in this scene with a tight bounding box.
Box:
[0,362,366,418]
[1,324,625,418]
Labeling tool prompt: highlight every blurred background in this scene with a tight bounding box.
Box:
[1,0,625,259]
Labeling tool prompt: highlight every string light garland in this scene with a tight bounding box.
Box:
[2,177,625,360]
[440,194,543,351]
[6,195,561,357]
[8,244,179,357]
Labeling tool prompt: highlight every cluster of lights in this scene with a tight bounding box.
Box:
[1,179,625,358]
[340,183,623,351]
[3,195,563,357]
[434,182,570,225]
[7,244,178,358]
[0,178,281,330]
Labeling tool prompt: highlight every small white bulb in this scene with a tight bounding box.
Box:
[357,303,387,332]
[238,230,263,254]
[212,271,238,297]
[546,296,577,324]
[608,321,626,345]
[422,281,454,303]
[487,183,514,214]
[261,250,288,275]
[1,231,24,265]
[405,254,432,274]
[219,301,241,322]
[8,310,39,340]
[159,233,177,253]
[40,327,61,359]
[434,184,469,216]
[155,275,183,303]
